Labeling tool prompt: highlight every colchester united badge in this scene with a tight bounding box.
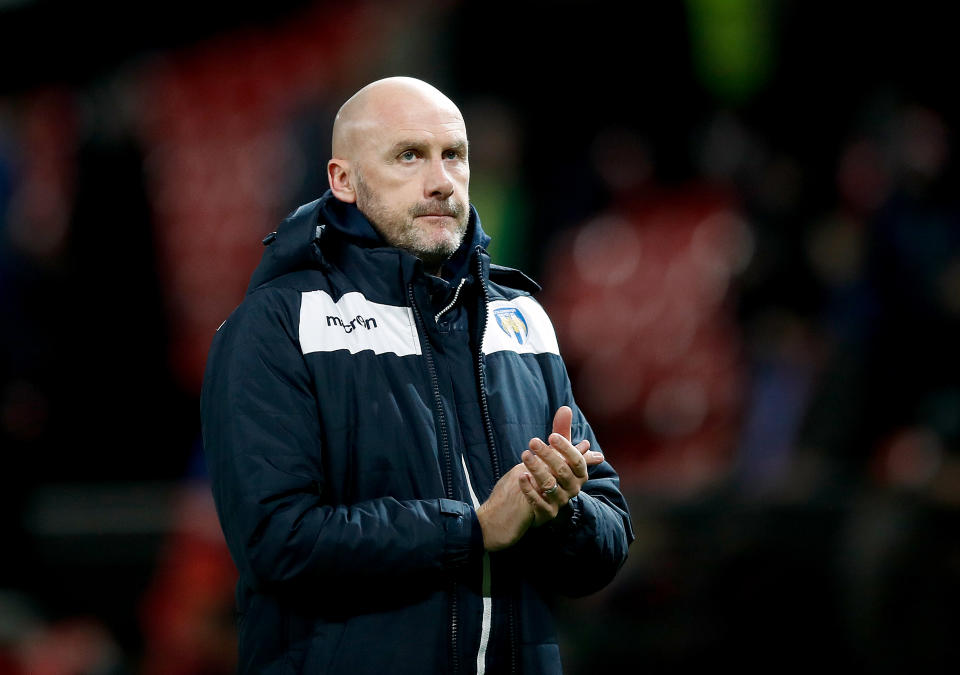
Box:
[494,307,528,345]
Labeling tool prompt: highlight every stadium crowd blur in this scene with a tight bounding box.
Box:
[1,1,957,672]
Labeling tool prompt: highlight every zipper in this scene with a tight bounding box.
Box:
[461,455,492,675]
[435,277,468,323]
[473,255,503,480]
[407,282,459,674]
[473,252,518,674]
[432,268,499,673]
[408,283,455,500]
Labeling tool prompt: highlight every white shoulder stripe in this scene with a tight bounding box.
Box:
[299,291,422,356]
[482,295,560,356]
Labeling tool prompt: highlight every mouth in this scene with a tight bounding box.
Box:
[411,201,464,221]
[414,208,457,217]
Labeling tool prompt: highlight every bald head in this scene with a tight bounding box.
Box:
[331,77,465,159]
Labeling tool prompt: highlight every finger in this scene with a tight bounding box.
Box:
[548,432,588,479]
[584,450,605,466]
[576,440,605,466]
[516,473,537,528]
[518,472,538,504]
[523,447,562,494]
[532,433,583,463]
[533,437,577,488]
[552,406,573,442]
[520,472,558,524]
[526,441,574,501]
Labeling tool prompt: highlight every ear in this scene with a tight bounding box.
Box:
[327,158,356,203]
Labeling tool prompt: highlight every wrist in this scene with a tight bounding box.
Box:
[440,498,484,566]
[475,503,494,551]
[546,494,581,533]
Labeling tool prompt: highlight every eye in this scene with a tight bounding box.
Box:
[399,150,418,162]
[443,149,464,160]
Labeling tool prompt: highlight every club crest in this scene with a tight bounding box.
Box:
[494,307,529,345]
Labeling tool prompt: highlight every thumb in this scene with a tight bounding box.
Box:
[552,405,573,442]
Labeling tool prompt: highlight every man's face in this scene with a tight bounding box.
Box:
[351,102,470,269]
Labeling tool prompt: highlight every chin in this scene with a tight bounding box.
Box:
[419,243,457,263]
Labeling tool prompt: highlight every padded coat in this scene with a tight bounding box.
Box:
[201,192,634,674]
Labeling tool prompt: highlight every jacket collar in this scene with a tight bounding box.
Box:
[319,191,490,282]
[247,190,491,296]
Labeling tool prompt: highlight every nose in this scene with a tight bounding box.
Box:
[424,159,454,200]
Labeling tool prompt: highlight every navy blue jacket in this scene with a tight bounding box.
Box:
[201,191,634,674]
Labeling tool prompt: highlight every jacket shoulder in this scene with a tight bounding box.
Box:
[214,284,306,347]
[250,268,335,294]
[488,264,541,298]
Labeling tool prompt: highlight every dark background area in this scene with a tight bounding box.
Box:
[1,1,958,672]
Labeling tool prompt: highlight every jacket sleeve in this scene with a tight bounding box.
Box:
[201,288,482,593]
[519,376,635,598]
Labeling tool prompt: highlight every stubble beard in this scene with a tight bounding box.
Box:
[354,171,469,269]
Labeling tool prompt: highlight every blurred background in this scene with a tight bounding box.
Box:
[1,0,958,672]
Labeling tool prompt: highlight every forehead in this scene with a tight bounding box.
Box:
[364,95,467,147]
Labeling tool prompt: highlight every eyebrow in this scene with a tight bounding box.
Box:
[386,138,469,157]
[448,140,469,156]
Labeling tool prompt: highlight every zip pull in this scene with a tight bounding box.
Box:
[434,277,468,323]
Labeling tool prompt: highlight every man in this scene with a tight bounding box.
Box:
[201,77,633,674]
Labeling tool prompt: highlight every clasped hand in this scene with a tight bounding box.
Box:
[476,406,604,551]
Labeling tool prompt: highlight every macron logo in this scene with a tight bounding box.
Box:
[326,314,378,333]
[300,290,421,356]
